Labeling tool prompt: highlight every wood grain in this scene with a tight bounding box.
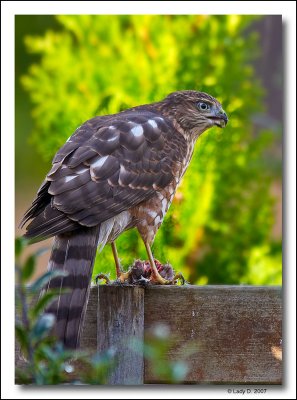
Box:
[16,285,282,385]
[97,285,144,385]
[144,286,282,384]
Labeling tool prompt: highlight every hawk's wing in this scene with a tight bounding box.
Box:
[23,110,186,239]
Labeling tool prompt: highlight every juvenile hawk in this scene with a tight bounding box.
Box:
[21,90,228,348]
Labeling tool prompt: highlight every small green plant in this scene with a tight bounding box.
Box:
[143,323,190,383]
[130,323,198,384]
[15,237,115,384]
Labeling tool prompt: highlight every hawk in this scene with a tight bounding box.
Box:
[21,90,228,348]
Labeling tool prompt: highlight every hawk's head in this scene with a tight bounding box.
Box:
[163,90,228,136]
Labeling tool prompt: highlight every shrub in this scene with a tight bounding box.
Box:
[20,15,281,284]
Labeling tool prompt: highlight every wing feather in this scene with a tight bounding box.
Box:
[24,109,187,237]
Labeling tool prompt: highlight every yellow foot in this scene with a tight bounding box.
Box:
[150,271,171,285]
[172,272,186,285]
[94,273,111,284]
[95,271,131,284]
[117,270,131,283]
[150,271,186,285]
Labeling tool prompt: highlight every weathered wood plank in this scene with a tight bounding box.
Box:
[15,285,282,385]
[144,286,282,384]
[97,285,144,385]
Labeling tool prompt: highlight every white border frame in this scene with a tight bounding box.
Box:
[1,2,296,399]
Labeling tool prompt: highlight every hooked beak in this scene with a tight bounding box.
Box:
[209,108,228,128]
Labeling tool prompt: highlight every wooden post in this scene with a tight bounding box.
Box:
[96,285,144,385]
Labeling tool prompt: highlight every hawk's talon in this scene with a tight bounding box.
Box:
[95,269,135,285]
[94,273,111,285]
[149,271,171,285]
[150,271,187,285]
[117,270,131,283]
[95,268,186,286]
[172,272,186,285]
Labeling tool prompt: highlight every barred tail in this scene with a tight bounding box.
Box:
[45,226,100,349]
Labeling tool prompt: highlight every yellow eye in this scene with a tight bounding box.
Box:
[197,102,210,111]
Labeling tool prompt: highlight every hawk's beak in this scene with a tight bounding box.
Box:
[209,108,228,128]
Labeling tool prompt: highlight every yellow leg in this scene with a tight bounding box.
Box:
[111,241,130,282]
[111,241,121,277]
[144,241,171,285]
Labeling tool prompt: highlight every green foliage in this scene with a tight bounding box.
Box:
[21,15,282,285]
[136,323,191,383]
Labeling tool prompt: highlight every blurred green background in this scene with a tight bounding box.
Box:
[15,15,282,285]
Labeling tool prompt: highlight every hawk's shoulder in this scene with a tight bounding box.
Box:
[53,108,180,163]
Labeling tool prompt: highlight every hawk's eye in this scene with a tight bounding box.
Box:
[197,102,210,111]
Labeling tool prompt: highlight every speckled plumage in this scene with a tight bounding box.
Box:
[21,90,227,348]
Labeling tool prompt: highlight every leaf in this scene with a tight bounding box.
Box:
[15,237,27,258]
[15,368,32,384]
[91,347,116,366]
[30,269,68,292]
[15,237,30,259]
[171,361,188,382]
[39,344,56,361]
[31,313,56,340]
[15,324,29,351]
[22,255,36,281]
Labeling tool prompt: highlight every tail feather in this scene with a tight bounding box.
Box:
[46,226,100,348]
[23,204,79,241]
